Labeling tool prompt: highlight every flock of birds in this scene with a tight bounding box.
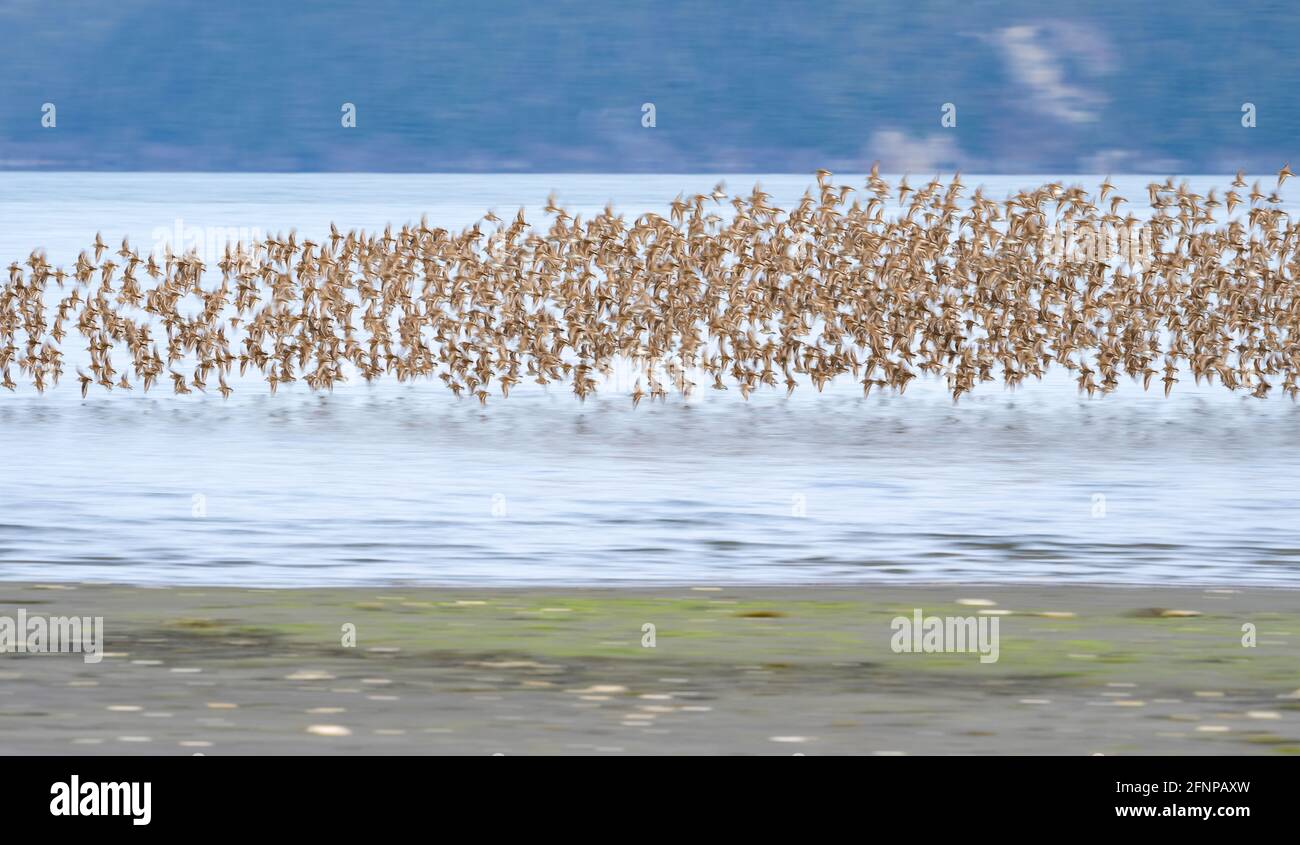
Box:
[2,166,1299,404]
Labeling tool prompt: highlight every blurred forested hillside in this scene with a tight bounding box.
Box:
[0,0,1293,172]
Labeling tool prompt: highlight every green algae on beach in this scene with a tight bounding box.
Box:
[0,583,1296,755]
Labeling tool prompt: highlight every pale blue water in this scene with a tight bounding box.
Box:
[1,173,1298,586]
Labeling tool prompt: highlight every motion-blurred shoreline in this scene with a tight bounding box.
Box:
[1,582,1295,755]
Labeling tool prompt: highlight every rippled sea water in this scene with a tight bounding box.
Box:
[1,173,1298,586]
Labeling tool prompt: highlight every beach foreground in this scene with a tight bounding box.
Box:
[1,583,1297,755]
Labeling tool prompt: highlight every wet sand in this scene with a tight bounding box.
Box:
[1,582,1297,755]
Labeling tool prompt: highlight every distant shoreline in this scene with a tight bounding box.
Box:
[8,579,1300,591]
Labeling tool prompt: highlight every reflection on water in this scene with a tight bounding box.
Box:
[2,376,1299,586]
[1,174,1298,586]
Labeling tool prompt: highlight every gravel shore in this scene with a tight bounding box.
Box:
[1,582,1297,755]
